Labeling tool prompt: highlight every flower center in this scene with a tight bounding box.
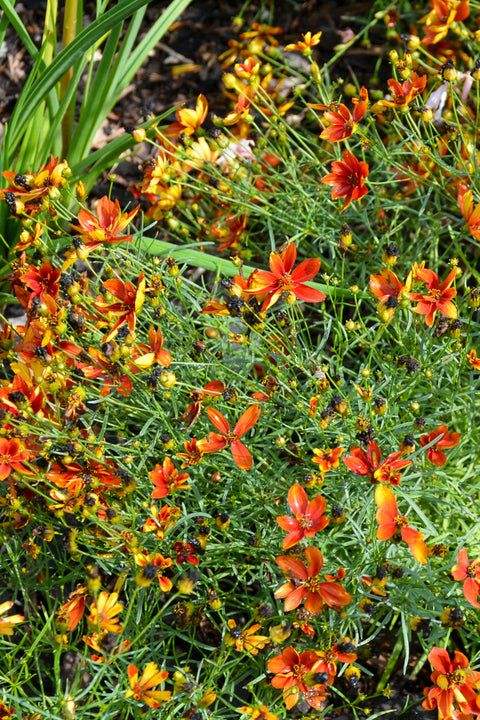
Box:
[427,289,441,302]
[297,515,313,529]
[224,431,238,444]
[0,454,12,464]
[304,576,322,592]
[466,562,478,578]
[394,515,409,528]
[292,663,306,680]
[437,669,466,690]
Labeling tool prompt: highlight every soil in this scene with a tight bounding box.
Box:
[0,2,441,717]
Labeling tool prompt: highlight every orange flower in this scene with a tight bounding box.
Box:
[467,348,480,370]
[370,72,427,112]
[126,663,171,708]
[149,457,190,498]
[375,484,428,563]
[321,149,369,212]
[409,267,458,327]
[276,483,329,549]
[82,345,133,397]
[268,646,325,710]
[311,446,345,475]
[182,380,225,429]
[343,440,412,485]
[421,0,470,45]
[420,425,461,466]
[88,592,123,633]
[245,243,325,311]
[142,503,180,539]
[21,262,61,306]
[0,601,24,635]
[275,546,351,614]
[422,647,480,719]
[458,183,480,240]
[226,619,270,654]
[452,548,480,608]
[57,585,88,631]
[176,438,205,468]
[0,437,31,481]
[201,405,261,470]
[239,705,279,720]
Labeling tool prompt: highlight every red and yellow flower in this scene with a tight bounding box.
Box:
[420,425,461,466]
[422,647,480,719]
[321,149,369,212]
[409,267,458,327]
[201,404,261,470]
[268,646,326,710]
[149,457,190,498]
[343,440,412,485]
[452,548,480,608]
[126,663,171,708]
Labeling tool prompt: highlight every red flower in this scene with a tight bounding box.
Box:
[452,548,480,608]
[420,425,461,466]
[276,483,329,549]
[245,243,325,311]
[422,647,480,719]
[343,440,412,485]
[409,267,458,327]
[369,268,410,321]
[94,272,146,342]
[176,438,205,468]
[375,484,428,563]
[201,405,261,470]
[21,262,61,307]
[268,646,325,710]
[275,546,351,614]
[174,541,199,566]
[371,72,427,111]
[458,183,480,240]
[149,457,190,499]
[313,87,368,143]
[321,149,369,212]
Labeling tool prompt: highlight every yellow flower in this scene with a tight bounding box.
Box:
[126,662,171,708]
[0,601,24,635]
[88,592,123,633]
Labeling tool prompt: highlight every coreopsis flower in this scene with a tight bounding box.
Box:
[0,437,31,481]
[149,457,190,498]
[56,585,88,631]
[284,31,322,55]
[143,503,180,539]
[313,640,358,684]
[268,646,325,710]
[245,243,325,311]
[166,93,208,137]
[21,262,61,307]
[174,541,199,566]
[182,381,225,428]
[88,592,123,633]
[311,446,345,476]
[93,272,146,342]
[422,647,480,719]
[176,438,205,468]
[421,0,470,45]
[276,483,329,549]
[343,440,412,485]
[240,22,283,51]
[375,484,428,563]
[370,72,427,112]
[275,546,351,614]
[84,631,131,663]
[321,149,369,212]
[420,425,461,466]
[65,196,139,268]
[458,183,480,240]
[409,267,458,327]
[0,601,24,635]
[133,551,173,592]
[310,87,368,143]
[126,663,171,708]
[452,548,480,608]
[0,701,14,718]
[201,404,261,470]
[467,349,480,370]
[369,268,411,321]
[225,619,270,654]
[0,156,70,211]
[239,705,279,720]
[82,344,133,397]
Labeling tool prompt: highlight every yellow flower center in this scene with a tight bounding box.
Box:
[437,669,466,690]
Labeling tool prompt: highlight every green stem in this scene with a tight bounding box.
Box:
[139,238,368,299]
[375,631,403,693]
[60,0,79,155]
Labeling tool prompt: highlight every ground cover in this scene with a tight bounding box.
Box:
[0,1,480,719]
